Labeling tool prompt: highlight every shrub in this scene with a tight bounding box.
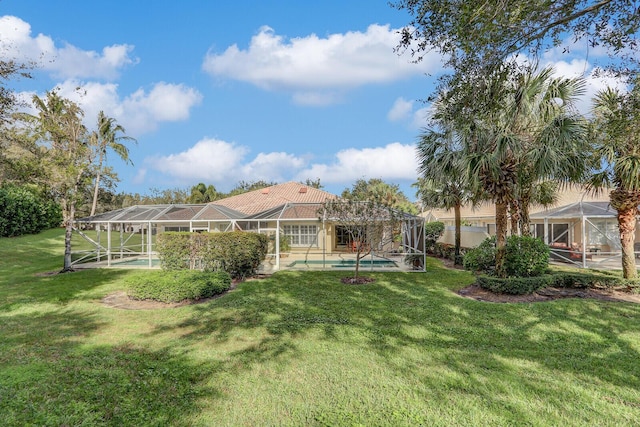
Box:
[477,274,555,295]
[155,231,269,279]
[424,221,445,248]
[463,236,496,273]
[0,184,62,237]
[126,270,231,303]
[504,235,549,277]
[464,235,549,277]
[477,270,640,295]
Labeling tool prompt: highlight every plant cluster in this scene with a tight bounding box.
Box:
[126,270,231,303]
[478,270,640,295]
[0,184,61,237]
[464,235,549,278]
[155,231,268,279]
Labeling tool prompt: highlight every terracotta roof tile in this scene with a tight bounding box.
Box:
[210,181,337,216]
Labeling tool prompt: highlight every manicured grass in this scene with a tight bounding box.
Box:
[2,229,640,425]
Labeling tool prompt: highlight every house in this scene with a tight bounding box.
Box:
[74,182,426,270]
[421,186,640,268]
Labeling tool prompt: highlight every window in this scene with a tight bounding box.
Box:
[283,225,318,247]
[164,226,190,232]
[530,223,570,244]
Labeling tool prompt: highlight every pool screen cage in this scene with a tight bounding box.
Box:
[73,202,427,271]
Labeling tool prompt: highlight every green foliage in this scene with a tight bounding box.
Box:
[156,231,269,279]
[465,236,549,277]
[342,178,417,214]
[0,184,61,237]
[424,221,444,246]
[477,274,555,295]
[504,235,549,277]
[463,236,497,273]
[478,269,640,295]
[126,270,231,303]
[4,231,640,425]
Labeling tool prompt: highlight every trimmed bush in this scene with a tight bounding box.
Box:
[156,231,269,279]
[126,270,231,303]
[424,221,445,252]
[504,235,549,277]
[477,270,640,295]
[0,184,62,237]
[464,235,549,277]
[463,236,496,273]
[477,274,555,295]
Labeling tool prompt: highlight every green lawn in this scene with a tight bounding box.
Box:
[2,229,640,426]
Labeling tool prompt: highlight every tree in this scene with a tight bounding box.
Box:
[89,111,136,216]
[437,66,589,277]
[321,198,401,281]
[392,1,639,80]
[304,178,323,189]
[188,183,219,203]
[0,59,32,124]
[415,126,474,265]
[589,83,640,278]
[342,178,417,214]
[224,180,277,198]
[27,91,95,272]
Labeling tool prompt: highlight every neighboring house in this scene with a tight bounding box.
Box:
[421,186,640,268]
[74,181,425,270]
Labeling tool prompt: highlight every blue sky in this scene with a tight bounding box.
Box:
[0,1,625,199]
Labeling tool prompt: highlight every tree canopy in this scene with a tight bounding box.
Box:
[392,0,639,79]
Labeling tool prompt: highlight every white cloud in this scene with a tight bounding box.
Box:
[144,139,418,190]
[147,139,251,183]
[295,142,419,184]
[0,15,137,80]
[241,152,307,182]
[203,24,442,105]
[542,58,627,115]
[387,97,414,122]
[25,80,202,135]
[387,97,431,129]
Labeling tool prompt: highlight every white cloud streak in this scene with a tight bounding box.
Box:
[22,80,203,135]
[203,24,442,105]
[144,140,419,190]
[0,15,137,80]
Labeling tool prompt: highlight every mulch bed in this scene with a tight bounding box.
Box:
[457,283,640,304]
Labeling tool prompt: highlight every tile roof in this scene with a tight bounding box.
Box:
[210,181,337,216]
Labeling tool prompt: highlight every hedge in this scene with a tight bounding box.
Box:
[155,231,269,279]
[0,184,62,237]
[126,270,231,303]
[477,270,640,295]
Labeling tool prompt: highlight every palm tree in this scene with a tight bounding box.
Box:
[89,111,136,216]
[188,182,219,203]
[464,66,589,276]
[589,84,640,279]
[416,127,474,265]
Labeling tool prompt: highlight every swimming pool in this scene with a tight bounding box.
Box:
[287,259,398,269]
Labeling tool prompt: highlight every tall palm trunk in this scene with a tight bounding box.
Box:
[454,204,462,265]
[618,206,637,279]
[495,201,509,277]
[611,189,640,279]
[90,149,105,217]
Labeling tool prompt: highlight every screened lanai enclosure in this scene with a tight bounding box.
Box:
[530,201,640,269]
[73,202,427,272]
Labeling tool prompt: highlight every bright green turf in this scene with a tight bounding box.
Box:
[1,229,640,426]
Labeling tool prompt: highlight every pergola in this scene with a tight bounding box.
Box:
[74,202,426,271]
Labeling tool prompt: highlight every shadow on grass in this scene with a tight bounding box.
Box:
[146,267,640,423]
[0,307,218,426]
